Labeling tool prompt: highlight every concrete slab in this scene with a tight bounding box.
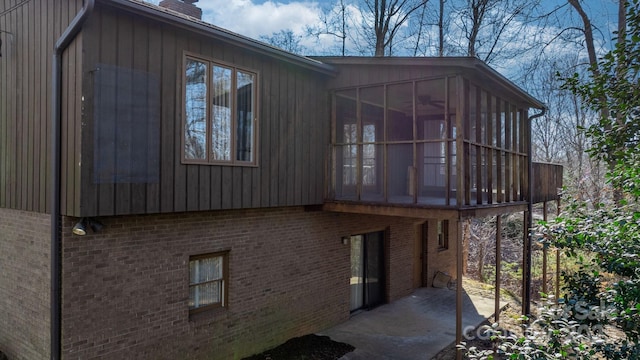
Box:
[319,286,501,360]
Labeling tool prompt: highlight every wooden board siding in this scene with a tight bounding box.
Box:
[75,3,331,217]
[531,162,563,203]
[0,0,83,214]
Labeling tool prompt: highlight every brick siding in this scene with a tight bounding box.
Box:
[60,207,422,359]
[0,209,50,360]
[424,219,459,287]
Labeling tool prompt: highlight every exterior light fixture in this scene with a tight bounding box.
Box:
[72,217,103,236]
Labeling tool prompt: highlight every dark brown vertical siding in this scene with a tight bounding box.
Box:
[146,25,162,213]
[26,2,331,217]
[131,17,150,214]
[183,36,200,212]
[160,29,177,214]
[0,0,82,214]
[61,34,83,216]
[269,63,281,206]
[0,1,9,208]
[96,8,116,216]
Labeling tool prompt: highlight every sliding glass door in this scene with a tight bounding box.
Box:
[350,231,385,312]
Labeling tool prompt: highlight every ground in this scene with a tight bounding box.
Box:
[244,278,519,360]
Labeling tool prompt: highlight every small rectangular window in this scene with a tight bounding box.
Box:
[437,220,449,250]
[183,54,257,165]
[189,252,229,313]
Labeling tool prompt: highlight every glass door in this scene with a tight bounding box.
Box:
[350,231,385,312]
[350,235,364,311]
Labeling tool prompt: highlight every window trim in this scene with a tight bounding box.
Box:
[188,251,230,314]
[181,52,259,166]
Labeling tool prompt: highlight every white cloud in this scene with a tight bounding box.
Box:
[145,0,323,41]
[200,0,321,39]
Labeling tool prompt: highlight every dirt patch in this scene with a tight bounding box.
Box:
[242,334,355,360]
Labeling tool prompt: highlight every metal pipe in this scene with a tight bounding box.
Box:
[523,107,546,315]
[51,1,95,359]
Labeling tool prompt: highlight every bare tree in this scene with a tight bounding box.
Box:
[405,0,448,56]
[307,0,350,56]
[449,0,538,64]
[566,0,627,204]
[360,0,430,56]
[260,29,307,54]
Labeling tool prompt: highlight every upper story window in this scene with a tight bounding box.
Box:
[183,55,257,165]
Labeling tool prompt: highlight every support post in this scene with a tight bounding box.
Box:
[456,219,464,360]
[522,210,531,315]
[495,215,502,322]
[542,201,548,295]
[555,198,561,302]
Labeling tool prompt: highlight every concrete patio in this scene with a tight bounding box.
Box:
[320,284,502,360]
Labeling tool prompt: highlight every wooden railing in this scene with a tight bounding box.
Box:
[531,162,563,204]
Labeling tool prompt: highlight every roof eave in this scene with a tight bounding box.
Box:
[314,56,545,109]
[101,0,338,76]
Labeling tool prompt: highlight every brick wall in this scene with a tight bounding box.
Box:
[424,219,459,287]
[60,207,420,359]
[0,208,50,360]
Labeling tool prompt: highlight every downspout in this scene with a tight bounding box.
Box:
[51,1,95,359]
[523,107,546,316]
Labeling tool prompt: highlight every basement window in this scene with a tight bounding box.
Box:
[183,54,257,165]
[189,252,229,313]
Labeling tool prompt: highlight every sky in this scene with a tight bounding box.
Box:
[144,0,621,60]
[146,0,326,42]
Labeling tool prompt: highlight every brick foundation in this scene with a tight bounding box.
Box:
[0,208,50,360]
[60,207,423,359]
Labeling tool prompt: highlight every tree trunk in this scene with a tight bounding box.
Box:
[568,0,625,204]
[438,0,444,56]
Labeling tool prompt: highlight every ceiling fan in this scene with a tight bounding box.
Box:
[417,95,445,109]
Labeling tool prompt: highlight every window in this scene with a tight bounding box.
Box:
[189,252,229,313]
[183,55,257,165]
[342,123,377,186]
[437,220,449,250]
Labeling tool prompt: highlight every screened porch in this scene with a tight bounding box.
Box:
[328,74,533,208]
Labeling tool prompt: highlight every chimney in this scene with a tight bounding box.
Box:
[159,0,203,20]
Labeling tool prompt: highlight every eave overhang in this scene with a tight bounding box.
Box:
[100,0,338,76]
[314,56,545,109]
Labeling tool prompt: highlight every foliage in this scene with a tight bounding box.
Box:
[461,297,602,359]
[562,0,640,177]
[462,2,640,357]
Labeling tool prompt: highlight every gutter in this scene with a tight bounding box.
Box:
[51,1,95,359]
[523,106,546,316]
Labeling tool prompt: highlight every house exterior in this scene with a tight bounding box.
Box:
[0,0,562,359]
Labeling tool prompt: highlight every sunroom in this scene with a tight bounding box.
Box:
[323,57,558,214]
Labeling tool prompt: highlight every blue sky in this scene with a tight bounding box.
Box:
[144,0,621,56]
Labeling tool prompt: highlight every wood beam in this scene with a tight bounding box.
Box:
[322,201,460,219]
[459,202,528,219]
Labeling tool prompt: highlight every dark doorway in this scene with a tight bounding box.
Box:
[350,231,385,312]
